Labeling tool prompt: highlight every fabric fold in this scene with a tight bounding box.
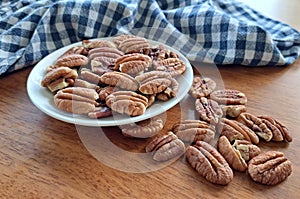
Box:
[0,0,300,75]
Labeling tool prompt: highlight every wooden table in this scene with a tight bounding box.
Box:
[1,1,300,198]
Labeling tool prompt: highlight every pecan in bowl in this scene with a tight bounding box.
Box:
[248,151,292,185]
[186,141,233,185]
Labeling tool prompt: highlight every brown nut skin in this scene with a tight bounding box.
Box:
[189,76,216,98]
[248,151,292,185]
[195,97,223,125]
[120,115,164,138]
[218,136,248,172]
[210,89,247,105]
[145,131,185,162]
[186,141,233,185]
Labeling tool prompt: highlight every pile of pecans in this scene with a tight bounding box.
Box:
[142,76,293,186]
[41,35,187,118]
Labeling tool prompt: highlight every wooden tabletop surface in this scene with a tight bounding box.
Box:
[1,1,300,198]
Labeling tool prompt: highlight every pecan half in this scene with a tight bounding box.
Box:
[82,39,116,49]
[155,77,179,101]
[186,141,233,185]
[237,113,273,142]
[120,115,164,138]
[220,104,247,118]
[145,131,185,162]
[41,67,78,92]
[118,36,150,53]
[106,91,148,116]
[74,79,100,90]
[135,71,173,95]
[258,116,292,142]
[218,136,248,172]
[54,87,99,114]
[248,151,292,185]
[189,76,216,98]
[141,45,179,61]
[58,46,88,59]
[113,34,137,48]
[55,54,89,68]
[154,57,186,77]
[100,71,139,91]
[172,120,215,144]
[98,86,117,101]
[210,89,247,105]
[114,53,152,74]
[80,69,102,85]
[88,106,112,119]
[195,97,223,125]
[217,118,259,144]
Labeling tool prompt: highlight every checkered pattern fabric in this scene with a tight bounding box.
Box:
[1,0,300,75]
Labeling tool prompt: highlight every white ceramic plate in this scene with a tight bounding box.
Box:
[27,38,193,126]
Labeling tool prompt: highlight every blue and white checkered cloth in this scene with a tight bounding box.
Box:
[1,0,300,75]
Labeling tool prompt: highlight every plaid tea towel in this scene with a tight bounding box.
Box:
[1,0,300,75]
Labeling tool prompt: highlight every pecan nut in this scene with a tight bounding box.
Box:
[118,36,150,53]
[141,45,179,61]
[106,91,148,116]
[195,97,223,125]
[80,69,102,85]
[258,115,292,142]
[41,67,78,92]
[54,87,99,114]
[154,57,186,77]
[237,113,273,142]
[210,89,247,105]
[98,86,118,101]
[186,141,233,185]
[217,118,260,144]
[114,53,152,74]
[135,71,173,95]
[232,140,261,162]
[82,39,116,49]
[248,151,292,185]
[100,71,139,91]
[172,120,215,144]
[218,136,248,172]
[145,131,185,162]
[55,54,89,68]
[220,104,247,118]
[156,77,179,101]
[74,79,100,90]
[189,76,216,98]
[113,34,137,48]
[88,106,112,119]
[120,115,164,138]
